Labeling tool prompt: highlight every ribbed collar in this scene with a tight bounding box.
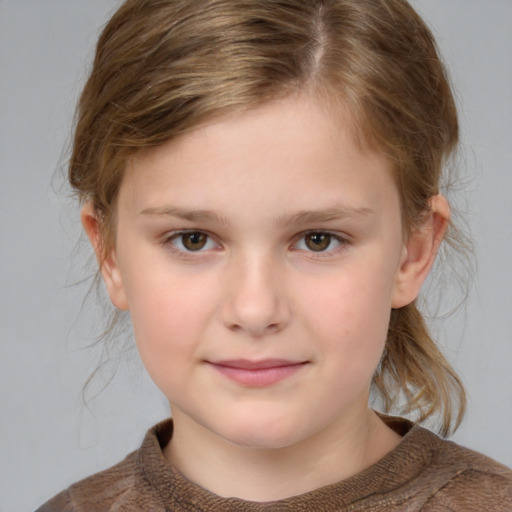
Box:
[137,416,445,511]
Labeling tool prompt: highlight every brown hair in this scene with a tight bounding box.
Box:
[71,0,466,435]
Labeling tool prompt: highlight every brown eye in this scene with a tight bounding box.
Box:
[304,233,332,252]
[181,232,208,251]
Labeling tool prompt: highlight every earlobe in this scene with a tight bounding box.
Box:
[392,195,450,308]
[81,203,129,311]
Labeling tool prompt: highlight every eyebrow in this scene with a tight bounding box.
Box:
[139,206,230,225]
[139,205,375,226]
[276,206,376,226]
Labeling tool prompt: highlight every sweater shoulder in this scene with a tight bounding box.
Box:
[440,439,512,480]
[421,441,512,511]
[35,489,74,512]
[35,449,164,512]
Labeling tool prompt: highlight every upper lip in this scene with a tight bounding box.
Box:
[208,359,307,370]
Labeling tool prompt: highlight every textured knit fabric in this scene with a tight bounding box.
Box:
[37,416,512,511]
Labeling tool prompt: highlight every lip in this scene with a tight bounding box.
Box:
[207,359,308,387]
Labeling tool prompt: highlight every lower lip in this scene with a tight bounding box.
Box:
[209,363,307,387]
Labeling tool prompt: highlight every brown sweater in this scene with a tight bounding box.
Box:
[37,416,512,511]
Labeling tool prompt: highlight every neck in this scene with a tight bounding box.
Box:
[164,408,401,502]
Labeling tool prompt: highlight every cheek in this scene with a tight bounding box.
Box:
[301,262,394,375]
[124,269,218,380]
[306,264,393,336]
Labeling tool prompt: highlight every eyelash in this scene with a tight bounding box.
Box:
[292,231,349,256]
[163,230,220,257]
[161,230,350,258]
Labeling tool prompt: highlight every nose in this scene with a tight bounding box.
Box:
[221,254,291,337]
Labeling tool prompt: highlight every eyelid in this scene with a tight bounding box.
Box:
[291,230,350,254]
[163,229,221,254]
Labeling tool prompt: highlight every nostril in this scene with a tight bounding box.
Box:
[228,322,280,335]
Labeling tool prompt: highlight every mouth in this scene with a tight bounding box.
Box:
[206,359,309,387]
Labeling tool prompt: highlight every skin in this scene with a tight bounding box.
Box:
[83,94,449,501]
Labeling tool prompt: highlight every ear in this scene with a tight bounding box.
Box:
[81,203,129,310]
[392,195,450,308]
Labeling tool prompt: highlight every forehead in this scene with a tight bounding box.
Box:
[120,94,397,222]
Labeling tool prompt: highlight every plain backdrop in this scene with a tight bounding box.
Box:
[1,1,511,511]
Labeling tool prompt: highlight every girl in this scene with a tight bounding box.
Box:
[37,0,512,510]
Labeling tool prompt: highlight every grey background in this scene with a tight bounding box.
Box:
[1,1,511,511]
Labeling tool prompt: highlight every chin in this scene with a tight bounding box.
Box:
[216,414,309,451]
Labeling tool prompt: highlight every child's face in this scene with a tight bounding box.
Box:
[96,95,417,449]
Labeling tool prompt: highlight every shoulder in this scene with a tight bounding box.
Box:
[35,450,148,512]
[35,489,74,512]
[377,416,512,511]
[35,420,174,512]
[420,437,512,511]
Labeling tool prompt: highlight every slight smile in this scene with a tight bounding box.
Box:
[206,359,309,387]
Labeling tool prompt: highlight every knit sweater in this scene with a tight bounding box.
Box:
[37,416,512,511]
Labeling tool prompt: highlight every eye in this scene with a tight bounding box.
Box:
[168,231,218,252]
[294,232,343,252]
